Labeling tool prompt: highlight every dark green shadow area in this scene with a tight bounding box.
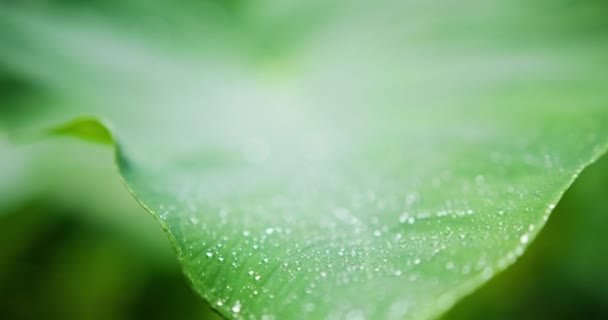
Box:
[0,202,222,320]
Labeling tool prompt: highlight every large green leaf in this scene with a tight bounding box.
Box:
[1,1,608,319]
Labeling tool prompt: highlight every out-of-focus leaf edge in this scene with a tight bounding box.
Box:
[24,116,608,320]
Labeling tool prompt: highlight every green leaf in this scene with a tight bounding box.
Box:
[48,117,113,145]
[1,1,608,319]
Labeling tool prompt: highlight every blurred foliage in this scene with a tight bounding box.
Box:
[0,202,220,320]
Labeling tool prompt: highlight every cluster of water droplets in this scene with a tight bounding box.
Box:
[125,108,585,319]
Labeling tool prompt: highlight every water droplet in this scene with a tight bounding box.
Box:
[243,230,250,237]
[373,230,381,237]
[345,309,366,320]
[216,300,224,306]
[408,217,416,224]
[320,271,327,277]
[304,303,316,312]
[445,261,455,270]
[520,233,529,244]
[394,269,402,276]
[481,266,494,280]
[206,252,214,258]
[413,258,421,265]
[190,216,199,224]
[405,193,418,207]
[265,228,274,235]
[255,275,261,281]
[231,301,241,313]
[333,207,350,219]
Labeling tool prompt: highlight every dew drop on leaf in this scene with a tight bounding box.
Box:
[231,301,242,313]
